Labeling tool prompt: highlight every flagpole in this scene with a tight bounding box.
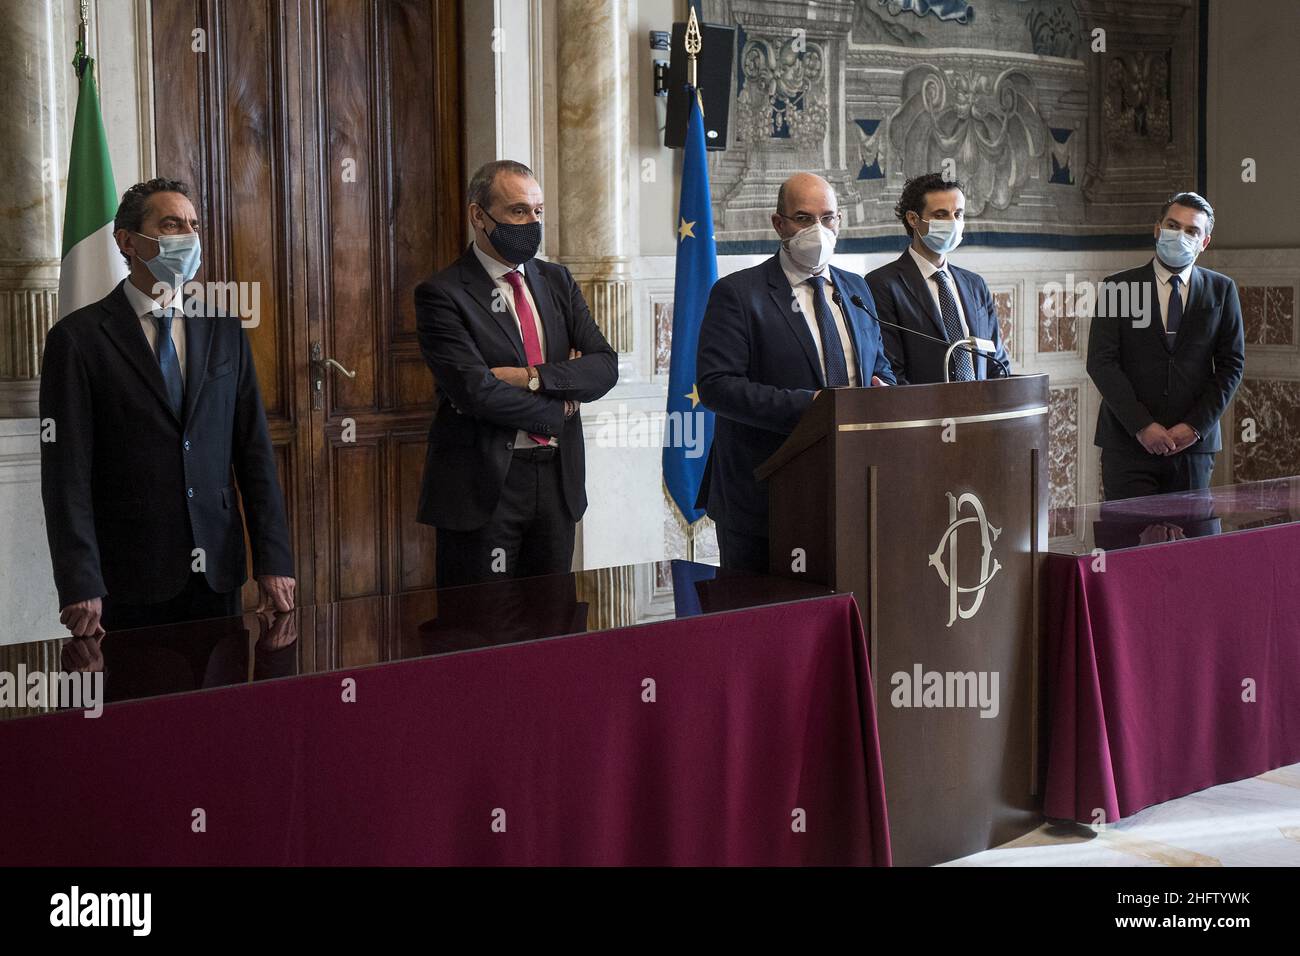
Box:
[685,6,701,567]
[77,0,88,74]
[664,5,716,564]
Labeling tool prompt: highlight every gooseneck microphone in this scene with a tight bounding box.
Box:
[835,290,1010,382]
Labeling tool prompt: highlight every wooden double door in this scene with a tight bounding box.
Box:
[151,0,464,622]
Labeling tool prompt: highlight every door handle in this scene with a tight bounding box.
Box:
[320,356,357,379]
[310,342,357,409]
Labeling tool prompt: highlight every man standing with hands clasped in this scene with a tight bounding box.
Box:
[1086,191,1245,500]
[40,178,295,637]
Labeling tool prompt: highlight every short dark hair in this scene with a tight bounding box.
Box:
[467,160,535,211]
[113,178,192,264]
[895,173,965,237]
[1160,191,1215,235]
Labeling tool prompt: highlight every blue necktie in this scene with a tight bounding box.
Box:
[806,275,850,388]
[153,308,184,417]
[934,270,974,382]
[1165,274,1183,349]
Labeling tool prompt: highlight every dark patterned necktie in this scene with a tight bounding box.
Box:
[153,307,185,417]
[934,270,974,382]
[806,275,850,388]
[1165,274,1183,349]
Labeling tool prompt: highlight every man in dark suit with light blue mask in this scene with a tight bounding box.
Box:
[1086,191,1244,500]
[865,172,1010,385]
[696,172,896,572]
[41,178,295,637]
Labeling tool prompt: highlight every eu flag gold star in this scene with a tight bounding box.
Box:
[685,383,701,408]
[678,218,696,240]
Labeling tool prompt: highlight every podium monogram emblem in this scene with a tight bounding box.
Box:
[928,491,1002,627]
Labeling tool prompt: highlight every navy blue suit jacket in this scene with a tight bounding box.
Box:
[865,250,1009,384]
[695,254,896,537]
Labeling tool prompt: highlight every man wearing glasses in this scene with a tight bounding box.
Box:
[865,172,1010,384]
[695,172,896,572]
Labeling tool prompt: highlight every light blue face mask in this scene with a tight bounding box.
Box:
[134,231,202,286]
[919,217,963,256]
[1155,228,1201,270]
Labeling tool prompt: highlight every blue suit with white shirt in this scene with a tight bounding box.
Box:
[865,247,1010,384]
[695,251,895,561]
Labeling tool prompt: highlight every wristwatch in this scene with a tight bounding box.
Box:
[527,367,541,392]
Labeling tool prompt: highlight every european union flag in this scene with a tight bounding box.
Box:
[663,89,717,524]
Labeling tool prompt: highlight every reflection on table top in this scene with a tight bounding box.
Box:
[1048,476,1300,556]
[0,561,835,721]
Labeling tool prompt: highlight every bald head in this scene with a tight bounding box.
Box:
[773,173,839,239]
[777,173,835,216]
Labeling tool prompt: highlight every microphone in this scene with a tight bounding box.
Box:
[840,291,1009,381]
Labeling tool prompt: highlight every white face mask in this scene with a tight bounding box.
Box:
[783,222,837,272]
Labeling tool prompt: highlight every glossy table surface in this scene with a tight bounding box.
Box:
[1047,476,1300,556]
[0,560,835,720]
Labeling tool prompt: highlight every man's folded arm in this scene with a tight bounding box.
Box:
[38,324,106,606]
[534,271,619,401]
[416,281,566,435]
[696,279,816,434]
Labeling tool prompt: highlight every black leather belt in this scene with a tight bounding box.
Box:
[512,443,558,461]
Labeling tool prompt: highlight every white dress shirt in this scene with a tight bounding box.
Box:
[908,244,969,338]
[1152,256,1195,332]
[778,248,860,386]
[472,240,556,447]
[122,277,187,384]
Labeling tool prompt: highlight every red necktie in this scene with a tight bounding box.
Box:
[503,271,550,446]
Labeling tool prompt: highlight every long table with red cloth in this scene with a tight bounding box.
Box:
[0,561,890,866]
[1043,478,1300,823]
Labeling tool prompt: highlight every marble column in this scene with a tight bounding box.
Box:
[554,0,635,369]
[0,0,68,418]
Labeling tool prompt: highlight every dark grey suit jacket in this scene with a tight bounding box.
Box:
[40,280,293,607]
[1086,261,1245,454]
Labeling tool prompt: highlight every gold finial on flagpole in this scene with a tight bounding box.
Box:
[685,6,702,90]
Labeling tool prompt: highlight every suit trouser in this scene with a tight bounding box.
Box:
[716,525,770,574]
[1101,446,1216,502]
[101,571,242,631]
[435,446,576,588]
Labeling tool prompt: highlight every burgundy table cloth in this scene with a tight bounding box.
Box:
[0,593,890,866]
[1044,521,1300,823]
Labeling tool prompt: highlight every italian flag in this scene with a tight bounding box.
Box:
[59,44,126,319]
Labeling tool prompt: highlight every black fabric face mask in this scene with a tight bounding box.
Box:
[481,209,542,265]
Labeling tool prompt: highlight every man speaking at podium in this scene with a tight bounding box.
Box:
[865,173,1009,384]
[696,173,895,573]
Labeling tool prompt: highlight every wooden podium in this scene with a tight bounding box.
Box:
[757,374,1050,866]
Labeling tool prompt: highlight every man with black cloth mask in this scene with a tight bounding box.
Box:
[414,160,618,586]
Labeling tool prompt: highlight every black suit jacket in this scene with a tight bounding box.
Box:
[865,250,1010,384]
[1086,261,1244,454]
[695,254,896,537]
[414,246,618,531]
[39,280,293,608]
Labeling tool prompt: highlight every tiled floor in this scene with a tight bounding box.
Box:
[949,763,1300,866]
